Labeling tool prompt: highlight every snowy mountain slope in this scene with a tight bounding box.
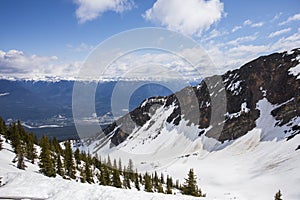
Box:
[0,139,204,200]
[86,49,300,199]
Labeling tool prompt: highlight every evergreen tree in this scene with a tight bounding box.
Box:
[123,166,131,189]
[39,136,56,177]
[113,158,117,170]
[16,120,27,143]
[139,173,143,185]
[51,137,62,154]
[56,154,64,176]
[112,169,122,188]
[154,171,159,188]
[85,160,93,183]
[160,173,164,184]
[134,171,140,191]
[103,165,111,186]
[157,183,164,193]
[166,175,172,194]
[98,168,106,185]
[9,122,21,153]
[127,159,134,173]
[175,179,180,189]
[144,172,153,192]
[25,133,37,164]
[16,144,26,170]
[74,148,81,167]
[181,168,202,197]
[275,190,283,200]
[118,158,122,172]
[0,117,7,144]
[0,135,3,151]
[94,156,102,170]
[80,166,86,183]
[107,155,112,168]
[64,141,75,179]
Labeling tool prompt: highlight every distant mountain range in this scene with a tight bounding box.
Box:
[0,79,174,139]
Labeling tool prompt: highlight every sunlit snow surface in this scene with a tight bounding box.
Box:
[0,98,300,199]
[90,98,300,200]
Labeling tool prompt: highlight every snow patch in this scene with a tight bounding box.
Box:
[225,102,250,119]
[0,92,9,97]
[288,64,300,79]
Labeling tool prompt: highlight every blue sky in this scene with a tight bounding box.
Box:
[0,0,299,80]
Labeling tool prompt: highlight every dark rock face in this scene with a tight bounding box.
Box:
[98,48,300,146]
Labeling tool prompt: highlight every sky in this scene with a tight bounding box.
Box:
[0,0,299,81]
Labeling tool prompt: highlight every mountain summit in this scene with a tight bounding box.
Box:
[91,48,300,149]
[86,49,300,199]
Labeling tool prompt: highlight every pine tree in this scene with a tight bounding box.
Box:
[139,173,143,185]
[181,168,202,197]
[85,160,93,183]
[74,148,81,167]
[123,166,131,189]
[157,183,164,193]
[127,159,134,174]
[64,141,75,179]
[98,168,106,185]
[51,137,62,154]
[0,117,6,134]
[80,166,86,183]
[113,158,117,170]
[112,169,122,188]
[134,171,140,190]
[94,156,102,170]
[56,154,64,176]
[25,133,37,164]
[0,117,6,149]
[154,171,159,188]
[175,179,180,189]
[107,155,112,168]
[166,175,172,194]
[39,136,56,177]
[16,144,26,170]
[144,172,153,192]
[9,122,21,153]
[274,190,283,200]
[0,135,3,151]
[102,164,111,186]
[118,158,122,172]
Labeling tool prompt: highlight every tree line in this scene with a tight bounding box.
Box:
[0,117,284,199]
[0,117,204,197]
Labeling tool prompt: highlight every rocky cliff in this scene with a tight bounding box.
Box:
[92,48,300,150]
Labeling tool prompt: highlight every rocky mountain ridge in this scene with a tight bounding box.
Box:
[93,48,300,150]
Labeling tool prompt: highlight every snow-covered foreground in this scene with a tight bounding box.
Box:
[89,98,300,200]
[0,140,202,200]
[1,98,300,199]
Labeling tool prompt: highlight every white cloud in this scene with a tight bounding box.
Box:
[270,30,300,52]
[0,49,82,81]
[243,19,252,26]
[74,0,134,23]
[202,29,228,41]
[243,19,264,28]
[279,13,300,25]
[268,28,291,38]
[232,25,242,32]
[143,0,224,36]
[251,22,264,28]
[202,29,300,72]
[67,43,94,52]
[226,35,257,46]
[271,12,282,22]
[97,47,214,80]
